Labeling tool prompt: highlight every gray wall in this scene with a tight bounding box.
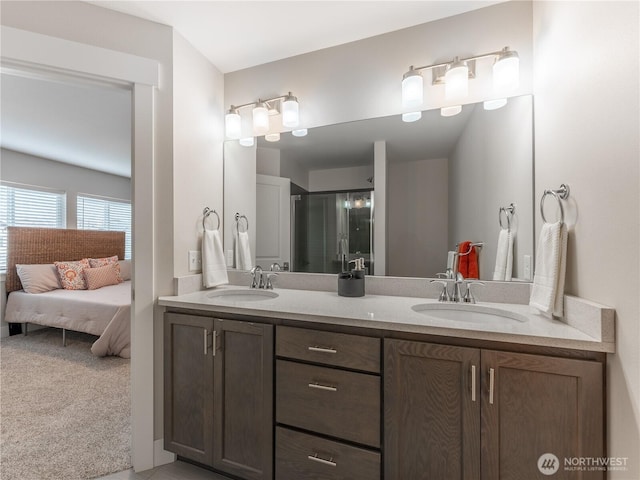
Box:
[387,157,448,277]
[449,97,533,281]
[1,148,132,227]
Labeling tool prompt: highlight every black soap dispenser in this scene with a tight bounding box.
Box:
[338,258,366,297]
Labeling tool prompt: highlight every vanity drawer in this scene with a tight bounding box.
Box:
[276,326,380,373]
[276,360,380,447]
[276,427,380,480]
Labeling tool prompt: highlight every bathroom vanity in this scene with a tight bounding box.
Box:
[159,286,613,480]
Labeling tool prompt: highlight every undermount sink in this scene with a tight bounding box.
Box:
[207,289,279,302]
[411,303,527,323]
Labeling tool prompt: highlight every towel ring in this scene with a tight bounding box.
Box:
[235,213,249,233]
[202,207,220,231]
[540,184,570,224]
[498,203,515,230]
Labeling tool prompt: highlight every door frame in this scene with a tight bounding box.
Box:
[1,26,159,471]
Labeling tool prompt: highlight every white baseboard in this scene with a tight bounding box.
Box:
[154,439,176,468]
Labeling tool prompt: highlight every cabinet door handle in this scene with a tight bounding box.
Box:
[489,367,495,405]
[212,330,217,357]
[307,454,337,467]
[471,364,477,402]
[308,382,338,392]
[308,346,337,354]
[203,329,208,355]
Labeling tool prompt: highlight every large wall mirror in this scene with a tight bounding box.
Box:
[224,94,533,282]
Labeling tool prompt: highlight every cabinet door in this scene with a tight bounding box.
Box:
[164,313,214,466]
[384,339,481,480]
[213,319,274,480]
[481,350,604,480]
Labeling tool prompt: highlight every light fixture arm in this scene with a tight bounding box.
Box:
[408,46,516,74]
[228,92,296,113]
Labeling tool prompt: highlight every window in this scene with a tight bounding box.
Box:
[77,194,132,259]
[0,182,67,271]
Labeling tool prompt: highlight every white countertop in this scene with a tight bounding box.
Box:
[158,285,615,353]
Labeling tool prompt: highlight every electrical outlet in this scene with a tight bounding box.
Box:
[188,250,202,272]
[523,254,532,281]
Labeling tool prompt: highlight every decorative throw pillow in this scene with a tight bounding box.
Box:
[84,264,120,290]
[119,260,132,281]
[89,255,122,282]
[16,264,62,293]
[54,259,90,290]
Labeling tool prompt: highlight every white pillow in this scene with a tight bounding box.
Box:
[16,264,62,294]
[119,260,132,281]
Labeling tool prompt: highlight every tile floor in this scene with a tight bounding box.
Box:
[97,461,230,480]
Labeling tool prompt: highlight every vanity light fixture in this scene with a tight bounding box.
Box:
[224,91,300,139]
[265,132,281,142]
[239,137,255,147]
[441,105,462,117]
[292,128,308,137]
[483,98,508,111]
[401,46,519,122]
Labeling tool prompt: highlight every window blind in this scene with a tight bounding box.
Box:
[0,183,67,270]
[77,194,131,260]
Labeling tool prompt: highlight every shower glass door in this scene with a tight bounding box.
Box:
[291,190,373,274]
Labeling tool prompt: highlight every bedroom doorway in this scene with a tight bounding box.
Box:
[2,27,158,473]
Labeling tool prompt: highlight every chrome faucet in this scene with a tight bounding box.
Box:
[270,262,281,272]
[264,272,278,289]
[431,274,485,303]
[250,266,264,289]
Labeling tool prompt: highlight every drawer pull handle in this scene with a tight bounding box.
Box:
[308,346,337,354]
[307,454,337,467]
[308,382,338,392]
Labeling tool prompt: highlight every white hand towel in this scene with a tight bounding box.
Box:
[235,231,253,270]
[493,229,514,281]
[529,222,568,318]
[202,229,228,288]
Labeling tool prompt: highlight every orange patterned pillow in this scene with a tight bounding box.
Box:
[89,255,122,282]
[54,259,90,290]
[84,264,120,290]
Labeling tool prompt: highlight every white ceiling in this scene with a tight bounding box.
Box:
[1,1,501,178]
[1,72,132,178]
[88,1,502,73]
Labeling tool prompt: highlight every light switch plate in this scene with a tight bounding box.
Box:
[188,250,202,272]
[523,254,532,281]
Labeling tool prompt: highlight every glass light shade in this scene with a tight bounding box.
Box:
[484,98,508,110]
[292,128,308,137]
[225,110,241,139]
[282,94,299,128]
[239,137,255,147]
[493,50,519,93]
[445,59,469,99]
[402,70,423,108]
[252,102,269,135]
[441,105,462,117]
[402,111,422,123]
[265,132,281,142]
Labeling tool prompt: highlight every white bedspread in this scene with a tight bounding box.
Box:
[4,281,131,358]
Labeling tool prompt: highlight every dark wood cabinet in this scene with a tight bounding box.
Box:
[164,313,215,465]
[384,339,481,480]
[384,339,604,480]
[164,313,273,480]
[481,349,603,480]
[275,327,381,479]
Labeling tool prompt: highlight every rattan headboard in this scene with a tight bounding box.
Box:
[6,227,125,293]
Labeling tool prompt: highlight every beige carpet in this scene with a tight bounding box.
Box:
[0,328,131,480]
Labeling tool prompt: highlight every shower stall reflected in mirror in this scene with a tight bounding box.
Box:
[291,190,374,274]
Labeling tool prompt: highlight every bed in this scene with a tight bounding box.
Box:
[4,227,131,358]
